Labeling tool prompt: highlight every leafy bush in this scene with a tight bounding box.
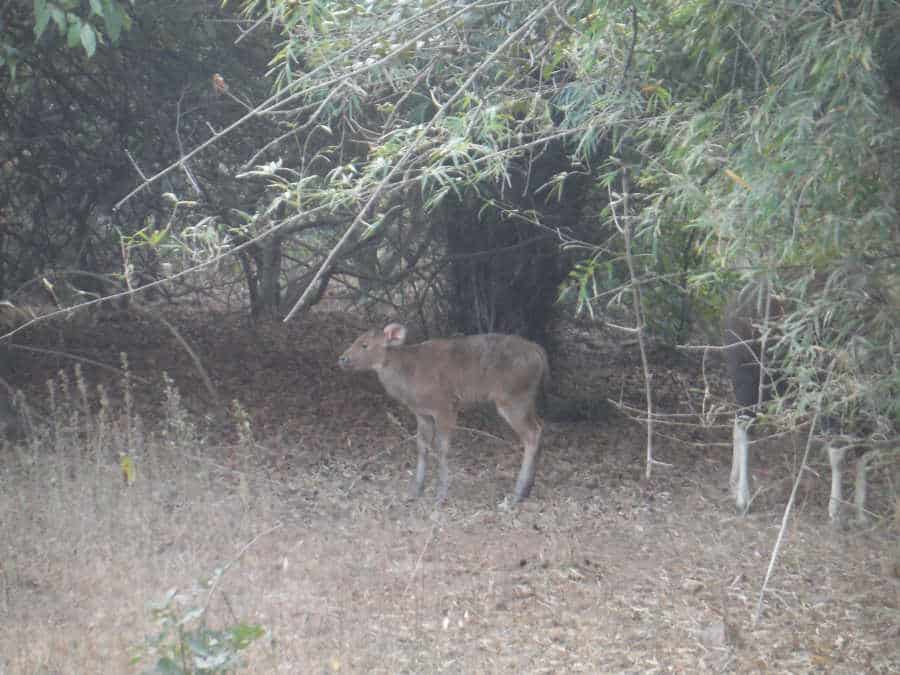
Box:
[134,575,265,675]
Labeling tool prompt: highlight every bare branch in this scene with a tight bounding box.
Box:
[610,166,656,479]
[754,359,838,626]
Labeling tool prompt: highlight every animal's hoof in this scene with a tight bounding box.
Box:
[514,482,532,503]
[733,490,750,516]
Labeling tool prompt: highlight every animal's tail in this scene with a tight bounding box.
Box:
[539,344,551,390]
[535,344,551,416]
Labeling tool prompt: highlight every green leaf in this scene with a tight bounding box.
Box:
[102,0,124,43]
[229,623,264,649]
[66,17,82,48]
[34,0,51,39]
[80,23,96,57]
[151,657,183,675]
[89,0,103,16]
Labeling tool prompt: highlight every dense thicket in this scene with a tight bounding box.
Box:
[229,0,898,435]
[3,1,898,441]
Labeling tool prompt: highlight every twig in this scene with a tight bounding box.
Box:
[344,438,412,497]
[233,9,272,45]
[3,268,217,405]
[402,521,440,598]
[123,149,148,180]
[609,167,656,479]
[175,89,201,195]
[753,359,837,626]
[610,400,732,428]
[204,522,283,612]
[8,343,152,384]
[620,6,638,90]
[0,204,333,342]
[130,302,219,405]
[243,84,346,169]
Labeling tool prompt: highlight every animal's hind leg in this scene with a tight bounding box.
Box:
[854,449,874,526]
[433,412,456,505]
[496,399,543,502]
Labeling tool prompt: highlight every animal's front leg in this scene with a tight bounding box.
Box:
[410,415,434,499]
[732,415,751,514]
[827,442,849,524]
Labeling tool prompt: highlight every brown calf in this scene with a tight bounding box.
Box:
[338,323,548,503]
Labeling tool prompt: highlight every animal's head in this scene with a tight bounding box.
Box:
[338,323,408,370]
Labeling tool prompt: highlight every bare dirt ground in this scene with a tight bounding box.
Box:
[1,306,897,673]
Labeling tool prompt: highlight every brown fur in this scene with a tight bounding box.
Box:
[338,323,548,503]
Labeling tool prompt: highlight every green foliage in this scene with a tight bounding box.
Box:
[232,0,575,213]
[227,0,892,425]
[134,580,265,674]
[217,0,897,346]
[597,0,900,429]
[29,0,131,60]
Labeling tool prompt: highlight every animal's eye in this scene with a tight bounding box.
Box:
[361,342,368,349]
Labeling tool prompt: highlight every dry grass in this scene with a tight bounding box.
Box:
[0,310,898,673]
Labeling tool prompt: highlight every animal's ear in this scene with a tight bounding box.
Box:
[383,323,407,346]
